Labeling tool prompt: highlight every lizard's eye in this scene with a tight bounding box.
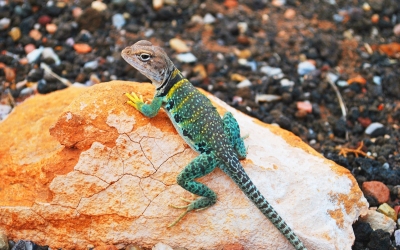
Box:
[139,53,151,62]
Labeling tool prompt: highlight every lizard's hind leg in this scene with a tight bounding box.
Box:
[168,153,220,227]
[222,112,247,159]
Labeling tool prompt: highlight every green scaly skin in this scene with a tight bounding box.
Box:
[121,40,307,250]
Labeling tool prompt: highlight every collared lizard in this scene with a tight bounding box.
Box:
[121,40,307,250]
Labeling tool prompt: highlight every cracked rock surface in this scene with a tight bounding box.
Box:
[0,81,368,249]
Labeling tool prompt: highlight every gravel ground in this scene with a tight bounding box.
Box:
[0,0,400,249]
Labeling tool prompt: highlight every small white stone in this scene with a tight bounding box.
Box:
[336,80,349,87]
[176,53,197,63]
[365,122,384,135]
[203,13,216,24]
[237,79,252,88]
[91,1,107,11]
[260,66,282,76]
[0,17,10,30]
[360,209,396,233]
[27,46,44,63]
[280,79,294,87]
[112,13,125,29]
[42,47,60,65]
[153,0,163,10]
[373,75,381,85]
[395,230,400,246]
[297,61,316,75]
[237,22,248,34]
[255,94,282,103]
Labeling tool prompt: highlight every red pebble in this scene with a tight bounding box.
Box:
[38,15,52,25]
[358,117,371,127]
[362,181,390,204]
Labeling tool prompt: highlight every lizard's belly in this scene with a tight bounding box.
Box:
[164,109,201,153]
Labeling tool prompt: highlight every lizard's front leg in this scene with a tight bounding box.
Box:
[125,92,163,118]
[168,152,221,227]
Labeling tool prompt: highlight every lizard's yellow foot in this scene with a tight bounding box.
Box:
[125,92,144,109]
[167,195,197,227]
[168,196,195,209]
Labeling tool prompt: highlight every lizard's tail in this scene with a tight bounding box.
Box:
[219,154,307,250]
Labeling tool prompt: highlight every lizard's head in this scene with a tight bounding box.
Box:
[121,40,175,89]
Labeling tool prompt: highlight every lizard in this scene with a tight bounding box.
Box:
[121,40,307,250]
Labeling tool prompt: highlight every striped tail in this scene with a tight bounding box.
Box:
[219,152,307,250]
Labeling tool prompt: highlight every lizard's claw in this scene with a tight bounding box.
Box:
[167,195,197,227]
[125,92,144,110]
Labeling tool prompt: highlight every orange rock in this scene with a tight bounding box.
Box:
[347,75,367,85]
[224,0,238,8]
[379,42,400,58]
[46,23,57,34]
[29,29,42,41]
[0,81,368,250]
[362,181,390,204]
[284,9,296,20]
[73,43,92,54]
[371,14,379,24]
[297,101,313,113]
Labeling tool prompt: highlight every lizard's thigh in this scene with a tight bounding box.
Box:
[176,152,220,210]
[222,112,247,159]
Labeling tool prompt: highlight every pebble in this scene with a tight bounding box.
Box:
[24,44,36,54]
[394,24,400,37]
[9,27,21,41]
[27,47,44,63]
[260,66,282,77]
[0,17,10,30]
[73,43,92,54]
[42,47,60,65]
[153,0,163,10]
[29,29,42,41]
[361,209,396,233]
[203,13,216,24]
[112,13,125,29]
[38,15,52,25]
[84,60,98,69]
[365,122,384,136]
[297,101,312,113]
[297,61,316,75]
[284,9,296,19]
[176,53,197,63]
[237,79,252,88]
[92,1,107,12]
[372,75,381,85]
[280,78,294,87]
[362,181,390,204]
[347,75,366,85]
[0,233,7,250]
[395,230,400,246]
[255,94,281,103]
[46,23,57,34]
[152,242,173,250]
[169,38,190,53]
[237,22,248,34]
[72,7,83,18]
[377,203,397,221]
